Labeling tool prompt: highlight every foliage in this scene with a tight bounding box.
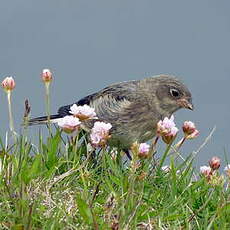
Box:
[0,130,229,230]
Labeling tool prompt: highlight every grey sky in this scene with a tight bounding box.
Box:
[0,0,230,166]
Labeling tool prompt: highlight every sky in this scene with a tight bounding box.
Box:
[0,0,230,167]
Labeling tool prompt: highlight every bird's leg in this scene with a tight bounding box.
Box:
[89,149,98,167]
[124,149,132,160]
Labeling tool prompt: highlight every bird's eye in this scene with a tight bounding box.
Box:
[170,88,180,98]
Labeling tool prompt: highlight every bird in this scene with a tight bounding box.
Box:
[28,74,193,151]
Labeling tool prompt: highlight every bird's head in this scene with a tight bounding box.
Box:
[147,75,193,116]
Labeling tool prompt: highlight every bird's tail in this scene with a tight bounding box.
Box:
[27,114,62,126]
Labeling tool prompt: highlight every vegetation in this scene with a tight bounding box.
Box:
[0,74,229,229]
[0,128,229,229]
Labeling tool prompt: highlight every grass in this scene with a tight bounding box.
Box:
[0,128,229,230]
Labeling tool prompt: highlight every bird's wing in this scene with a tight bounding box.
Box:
[57,81,139,118]
[57,81,154,147]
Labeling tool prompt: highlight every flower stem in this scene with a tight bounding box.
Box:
[7,91,14,133]
[45,83,51,133]
[159,141,173,169]
[45,83,50,120]
[7,91,17,142]
[175,136,186,150]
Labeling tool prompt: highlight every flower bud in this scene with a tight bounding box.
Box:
[209,156,221,170]
[138,143,150,158]
[183,121,196,135]
[182,121,199,139]
[1,76,15,92]
[41,69,52,83]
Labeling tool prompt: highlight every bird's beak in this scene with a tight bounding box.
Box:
[177,98,194,110]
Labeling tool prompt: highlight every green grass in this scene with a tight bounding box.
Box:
[0,129,229,230]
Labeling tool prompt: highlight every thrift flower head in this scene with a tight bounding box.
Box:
[157,115,176,134]
[162,126,179,144]
[138,143,150,158]
[209,156,221,170]
[224,164,230,177]
[157,116,178,144]
[1,76,15,92]
[90,121,112,147]
[183,121,199,139]
[200,165,212,177]
[41,69,52,83]
[183,121,196,135]
[70,104,97,121]
[57,115,81,133]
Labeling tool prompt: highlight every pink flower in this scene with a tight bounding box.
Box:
[162,126,179,144]
[57,115,81,133]
[200,165,212,177]
[90,121,112,147]
[157,115,176,134]
[70,104,97,121]
[182,121,199,139]
[157,116,178,144]
[139,143,150,153]
[138,143,150,158]
[41,69,53,83]
[1,76,16,92]
[209,156,221,170]
[183,121,196,135]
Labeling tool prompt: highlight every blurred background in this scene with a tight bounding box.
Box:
[0,0,229,167]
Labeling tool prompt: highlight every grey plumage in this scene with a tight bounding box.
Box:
[28,74,193,149]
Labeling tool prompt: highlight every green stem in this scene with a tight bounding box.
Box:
[159,141,173,169]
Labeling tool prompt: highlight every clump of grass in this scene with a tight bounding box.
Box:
[0,130,229,229]
[0,72,229,229]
